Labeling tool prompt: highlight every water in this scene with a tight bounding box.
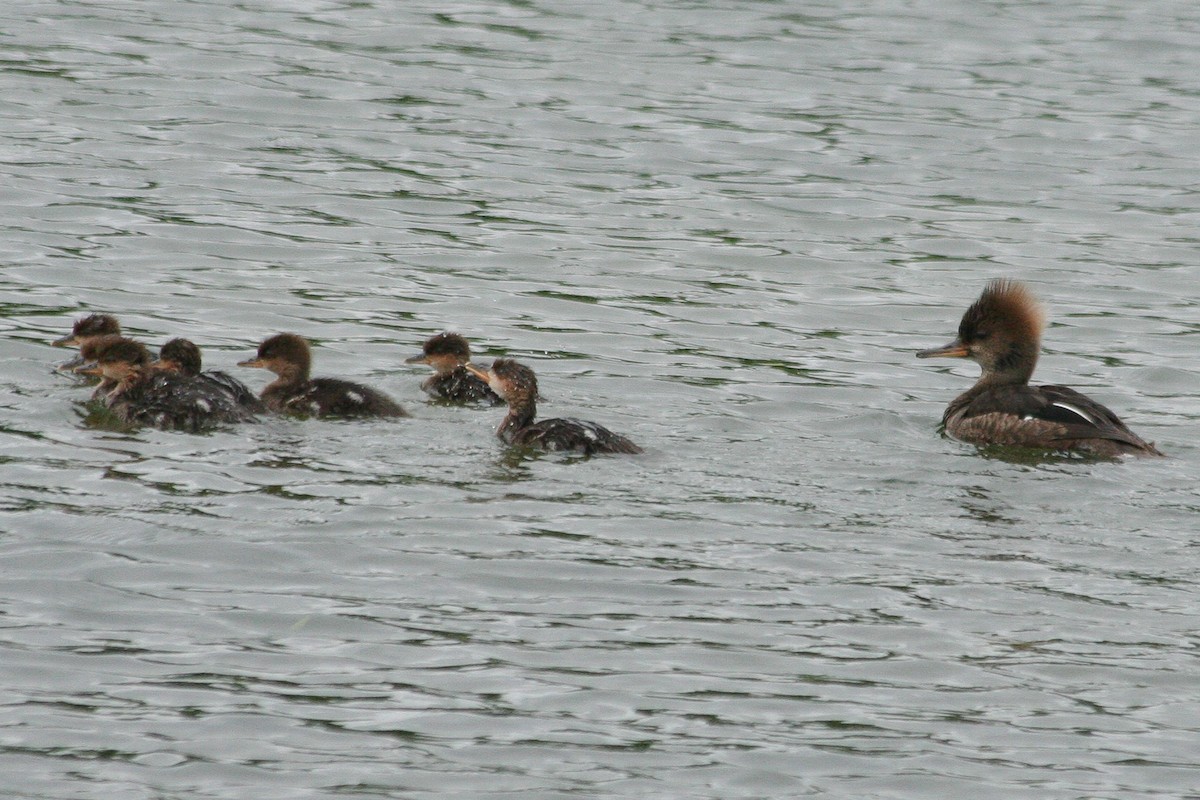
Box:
[2,1,1198,798]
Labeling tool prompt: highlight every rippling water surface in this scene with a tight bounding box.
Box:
[2,1,1198,798]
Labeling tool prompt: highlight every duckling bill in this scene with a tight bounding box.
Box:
[465,358,641,455]
[239,333,407,418]
[917,279,1162,457]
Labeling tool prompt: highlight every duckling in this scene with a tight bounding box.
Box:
[82,337,256,431]
[405,332,502,405]
[77,334,129,399]
[53,313,122,373]
[238,333,407,418]
[156,338,266,414]
[465,358,641,455]
[917,279,1162,457]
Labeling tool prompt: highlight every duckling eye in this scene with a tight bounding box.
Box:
[974,329,991,340]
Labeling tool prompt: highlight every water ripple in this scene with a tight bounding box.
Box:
[2,0,1198,798]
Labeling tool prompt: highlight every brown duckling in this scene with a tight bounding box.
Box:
[82,337,256,431]
[917,279,1162,457]
[77,334,130,398]
[53,313,122,373]
[80,337,151,397]
[465,358,641,455]
[405,332,502,405]
[238,333,407,418]
[156,338,266,414]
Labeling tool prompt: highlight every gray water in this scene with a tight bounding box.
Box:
[2,1,1198,798]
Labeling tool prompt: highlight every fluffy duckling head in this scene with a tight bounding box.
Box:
[238,333,312,380]
[54,313,121,348]
[465,357,538,405]
[156,338,203,376]
[405,332,473,373]
[82,337,152,383]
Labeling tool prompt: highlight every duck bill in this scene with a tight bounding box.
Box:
[55,353,87,372]
[463,363,490,381]
[917,339,970,359]
[78,364,104,378]
[237,357,266,369]
[52,334,78,348]
[403,353,430,365]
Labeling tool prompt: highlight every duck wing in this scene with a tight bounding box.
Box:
[299,378,406,418]
[512,417,642,455]
[950,384,1158,453]
[115,373,256,431]
[423,368,504,405]
[203,370,267,412]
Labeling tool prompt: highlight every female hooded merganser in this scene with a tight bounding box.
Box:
[53,313,122,372]
[465,358,641,455]
[156,338,267,414]
[917,279,1162,457]
[82,337,257,431]
[405,332,502,405]
[238,333,407,418]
